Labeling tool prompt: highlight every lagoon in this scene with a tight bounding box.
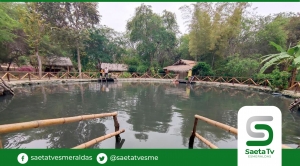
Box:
[0,82,299,149]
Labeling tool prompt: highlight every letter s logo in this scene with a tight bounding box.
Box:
[246,116,273,146]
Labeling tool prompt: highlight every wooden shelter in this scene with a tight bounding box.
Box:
[43,57,73,72]
[100,63,128,72]
[163,59,197,79]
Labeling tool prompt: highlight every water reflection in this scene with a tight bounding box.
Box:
[0,82,299,149]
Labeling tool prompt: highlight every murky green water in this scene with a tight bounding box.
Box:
[0,82,299,149]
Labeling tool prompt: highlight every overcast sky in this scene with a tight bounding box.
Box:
[97,2,300,34]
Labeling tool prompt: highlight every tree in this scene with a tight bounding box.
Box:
[286,13,300,48]
[177,34,192,60]
[181,2,250,68]
[0,3,19,43]
[0,29,29,70]
[36,2,100,78]
[260,41,300,87]
[82,26,126,71]
[19,3,49,78]
[0,3,28,68]
[255,14,289,55]
[126,4,178,68]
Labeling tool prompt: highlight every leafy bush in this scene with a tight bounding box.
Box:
[255,68,290,91]
[137,65,147,73]
[128,65,137,72]
[224,56,260,77]
[192,62,214,76]
[120,72,132,78]
[123,56,140,66]
[158,69,165,73]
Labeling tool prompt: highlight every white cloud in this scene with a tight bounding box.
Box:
[97,2,300,34]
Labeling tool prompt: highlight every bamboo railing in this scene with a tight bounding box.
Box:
[72,129,125,149]
[188,114,292,149]
[195,133,218,149]
[0,112,125,149]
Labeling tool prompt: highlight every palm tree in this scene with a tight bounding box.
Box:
[260,41,300,87]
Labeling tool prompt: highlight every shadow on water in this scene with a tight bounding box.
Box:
[0,82,299,149]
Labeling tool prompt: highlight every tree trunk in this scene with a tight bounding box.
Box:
[289,68,297,88]
[36,48,42,79]
[211,55,215,70]
[77,44,82,79]
[7,62,11,71]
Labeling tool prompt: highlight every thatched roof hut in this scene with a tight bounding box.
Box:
[163,59,197,79]
[100,63,128,72]
[163,59,197,73]
[43,56,73,72]
[43,57,73,67]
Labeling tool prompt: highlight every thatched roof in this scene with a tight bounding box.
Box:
[101,63,128,72]
[163,59,197,72]
[43,57,73,67]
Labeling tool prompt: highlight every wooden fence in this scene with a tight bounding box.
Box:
[188,114,292,149]
[1,71,300,92]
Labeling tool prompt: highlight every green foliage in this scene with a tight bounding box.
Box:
[192,62,214,76]
[177,34,192,60]
[224,55,260,77]
[0,3,19,43]
[158,69,165,73]
[126,4,178,67]
[123,56,140,66]
[120,72,132,78]
[128,65,137,72]
[182,2,249,66]
[256,68,290,90]
[137,65,148,73]
[255,15,289,55]
[260,41,300,86]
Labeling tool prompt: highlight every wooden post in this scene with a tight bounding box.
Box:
[113,115,121,143]
[188,117,198,149]
[0,135,3,149]
[28,73,31,81]
[48,73,50,80]
[6,73,10,82]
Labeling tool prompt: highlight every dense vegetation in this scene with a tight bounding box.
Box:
[0,2,300,87]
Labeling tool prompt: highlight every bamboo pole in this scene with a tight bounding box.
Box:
[195,115,238,135]
[282,144,292,149]
[0,136,3,149]
[72,129,125,149]
[0,112,117,134]
[195,133,218,149]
